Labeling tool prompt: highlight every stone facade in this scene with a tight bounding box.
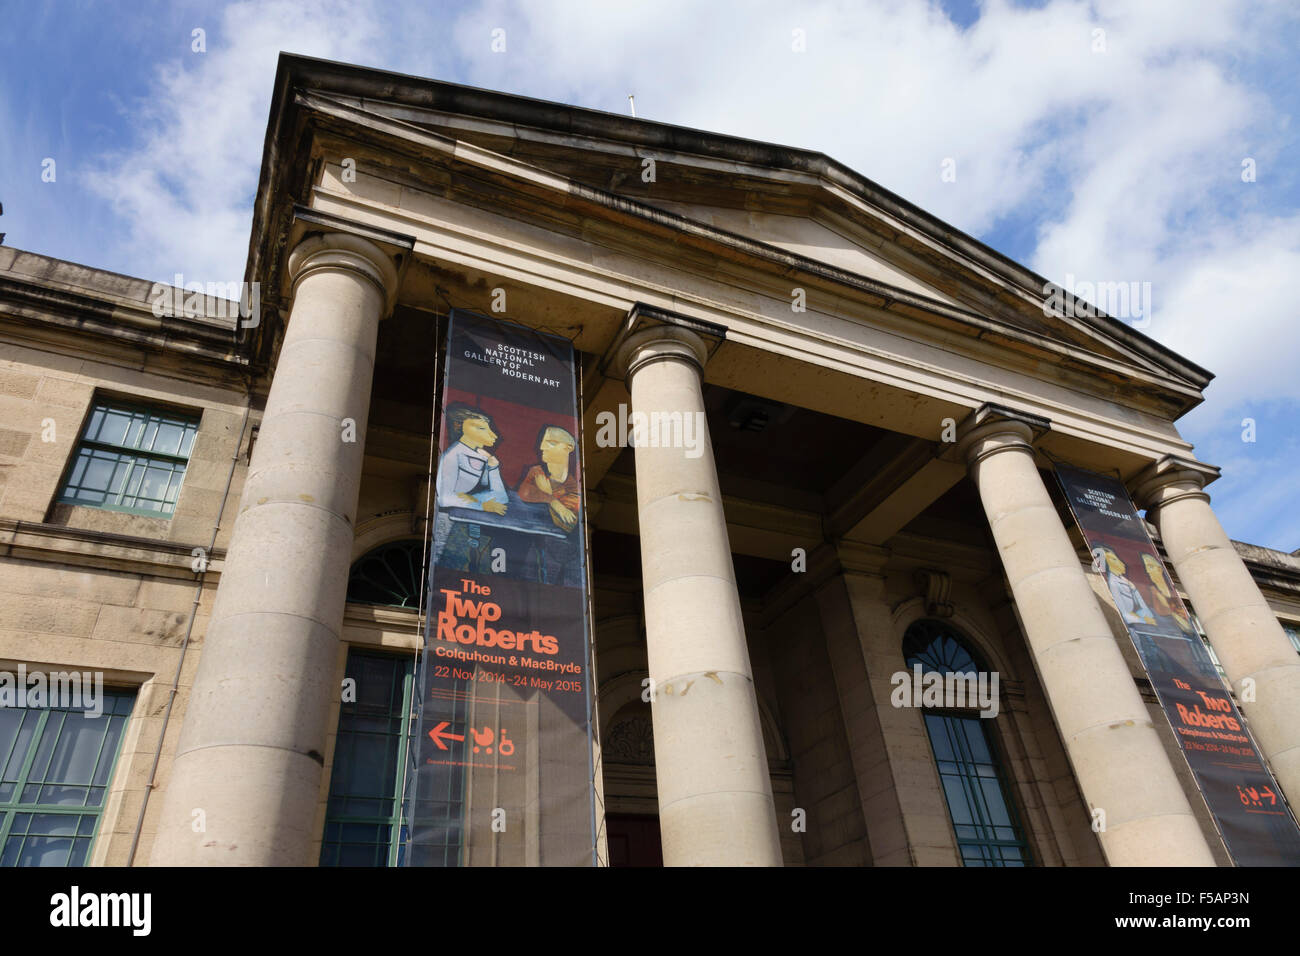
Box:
[1,54,1298,867]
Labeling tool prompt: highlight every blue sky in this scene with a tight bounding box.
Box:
[2,0,1298,551]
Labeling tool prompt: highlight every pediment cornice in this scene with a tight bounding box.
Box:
[245,54,1212,419]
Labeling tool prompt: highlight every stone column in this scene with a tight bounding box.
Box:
[958,406,1215,866]
[151,233,400,865]
[615,324,782,866]
[1134,456,1300,809]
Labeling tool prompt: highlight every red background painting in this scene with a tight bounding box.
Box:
[441,386,580,491]
[1092,528,1187,626]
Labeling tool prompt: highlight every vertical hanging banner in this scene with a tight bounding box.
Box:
[1056,463,1300,866]
[405,309,596,866]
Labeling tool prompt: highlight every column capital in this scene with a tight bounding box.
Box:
[285,207,413,317]
[605,303,726,380]
[288,232,404,316]
[614,323,709,380]
[1130,455,1220,512]
[952,402,1051,468]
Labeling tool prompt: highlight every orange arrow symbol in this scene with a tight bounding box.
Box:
[429,722,465,751]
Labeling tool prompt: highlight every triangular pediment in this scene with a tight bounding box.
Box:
[641,201,966,307]
[251,55,1212,413]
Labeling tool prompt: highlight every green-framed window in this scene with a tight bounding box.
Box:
[1282,621,1300,656]
[320,651,415,867]
[904,619,1032,867]
[0,687,135,866]
[59,400,199,517]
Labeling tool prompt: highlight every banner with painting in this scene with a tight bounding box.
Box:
[1056,463,1300,866]
[404,309,596,866]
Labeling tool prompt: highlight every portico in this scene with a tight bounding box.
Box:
[137,54,1298,867]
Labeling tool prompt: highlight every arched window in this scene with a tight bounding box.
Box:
[346,540,425,609]
[903,619,1032,867]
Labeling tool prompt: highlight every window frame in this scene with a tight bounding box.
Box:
[320,650,417,867]
[1280,621,1300,657]
[0,687,135,867]
[920,706,1034,867]
[346,540,427,610]
[57,398,201,518]
[903,618,1035,867]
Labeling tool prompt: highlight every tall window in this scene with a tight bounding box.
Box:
[0,687,135,866]
[903,620,1031,867]
[320,651,415,866]
[59,400,199,517]
[330,545,470,866]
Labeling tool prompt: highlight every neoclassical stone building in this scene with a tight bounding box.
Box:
[1,53,1298,867]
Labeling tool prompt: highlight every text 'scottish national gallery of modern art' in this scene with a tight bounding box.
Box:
[1,54,1299,868]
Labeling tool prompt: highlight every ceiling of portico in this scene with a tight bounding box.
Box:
[602,382,892,507]
[588,380,1007,606]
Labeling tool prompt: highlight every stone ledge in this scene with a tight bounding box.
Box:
[0,518,223,578]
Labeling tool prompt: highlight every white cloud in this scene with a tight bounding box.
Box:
[1155,216,1300,407]
[450,0,1278,236]
[442,1,1299,413]
[85,0,391,283]
[78,0,1299,541]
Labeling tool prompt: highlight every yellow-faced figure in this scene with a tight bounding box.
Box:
[443,403,507,516]
[521,425,579,532]
[1141,553,1169,598]
[1099,546,1126,576]
[460,412,498,452]
[1141,552,1193,634]
[517,424,582,583]
[539,426,574,481]
[1097,545,1157,627]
